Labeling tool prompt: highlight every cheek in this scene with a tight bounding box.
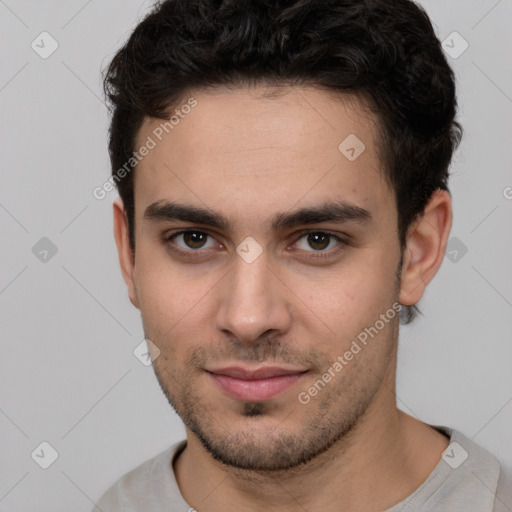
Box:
[287,256,399,361]
[294,257,396,322]
[134,249,218,345]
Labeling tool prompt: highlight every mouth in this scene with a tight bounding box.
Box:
[206,365,309,402]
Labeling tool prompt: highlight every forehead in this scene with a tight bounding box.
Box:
[133,85,395,229]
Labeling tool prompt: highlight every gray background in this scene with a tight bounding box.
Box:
[0,0,511,510]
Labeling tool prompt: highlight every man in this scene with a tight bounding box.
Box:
[95,0,504,510]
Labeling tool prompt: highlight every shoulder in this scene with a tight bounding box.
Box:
[430,425,501,509]
[92,440,187,512]
[386,425,502,512]
[446,427,501,478]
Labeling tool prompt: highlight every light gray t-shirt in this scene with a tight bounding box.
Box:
[93,425,503,512]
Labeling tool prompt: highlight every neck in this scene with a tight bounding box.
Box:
[174,383,449,511]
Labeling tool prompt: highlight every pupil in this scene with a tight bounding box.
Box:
[308,233,329,250]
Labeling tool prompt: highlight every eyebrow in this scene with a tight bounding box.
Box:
[143,199,372,232]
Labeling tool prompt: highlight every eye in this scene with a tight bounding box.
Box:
[165,230,219,252]
[293,231,345,256]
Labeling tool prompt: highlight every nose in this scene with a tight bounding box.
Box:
[214,249,293,344]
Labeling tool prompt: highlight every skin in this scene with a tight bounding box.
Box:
[113,84,452,511]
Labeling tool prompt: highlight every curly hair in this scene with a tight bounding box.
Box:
[103,0,462,324]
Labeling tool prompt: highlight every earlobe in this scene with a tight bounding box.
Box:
[399,189,453,307]
[113,197,140,309]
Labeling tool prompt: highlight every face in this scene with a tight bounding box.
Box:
[122,85,406,471]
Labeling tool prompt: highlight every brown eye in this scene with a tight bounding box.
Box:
[167,230,217,251]
[293,230,346,259]
[296,232,339,252]
[306,232,331,251]
[182,231,208,249]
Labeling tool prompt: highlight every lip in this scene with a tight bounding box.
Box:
[207,366,308,402]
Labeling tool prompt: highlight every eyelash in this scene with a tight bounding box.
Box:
[162,229,347,260]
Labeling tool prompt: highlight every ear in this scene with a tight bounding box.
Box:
[113,197,140,309]
[399,189,453,306]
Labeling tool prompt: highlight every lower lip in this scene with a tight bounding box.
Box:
[209,373,305,402]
